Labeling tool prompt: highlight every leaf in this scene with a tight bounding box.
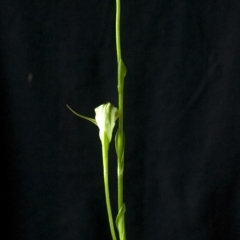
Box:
[115,131,125,168]
[119,59,127,79]
[118,59,127,92]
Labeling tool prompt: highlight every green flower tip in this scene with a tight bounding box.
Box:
[95,103,119,143]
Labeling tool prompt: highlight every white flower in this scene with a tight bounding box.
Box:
[95,103,118,143]
[67,102,118,143]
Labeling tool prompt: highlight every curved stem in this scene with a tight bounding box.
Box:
[102,141,118,240]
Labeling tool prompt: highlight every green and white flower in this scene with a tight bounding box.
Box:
[67,102,118,144]
[95,103,119,143]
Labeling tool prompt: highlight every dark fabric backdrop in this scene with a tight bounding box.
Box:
[1,0,240,239]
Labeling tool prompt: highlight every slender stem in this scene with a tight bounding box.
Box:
[117,167,123,210]
[117,92,124,211]
[116,0,124,210]
[116,1,126,240]
[102,141,118,240]
[116,0,121,62]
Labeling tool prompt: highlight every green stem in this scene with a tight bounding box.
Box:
[116,0,124,211]
[116,1,126,240]
[102,140,118,240]
[117,167,123,210]
[117,92,124,211]
[116,0,121,62]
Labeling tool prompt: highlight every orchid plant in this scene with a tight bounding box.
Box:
[67,1,127,240]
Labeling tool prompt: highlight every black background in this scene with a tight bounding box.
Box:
[1,0,240,239]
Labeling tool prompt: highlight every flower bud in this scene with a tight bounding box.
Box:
[95,103,119,143]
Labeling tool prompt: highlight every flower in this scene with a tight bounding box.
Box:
[66,102,118,143]
[95,103,119,143]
